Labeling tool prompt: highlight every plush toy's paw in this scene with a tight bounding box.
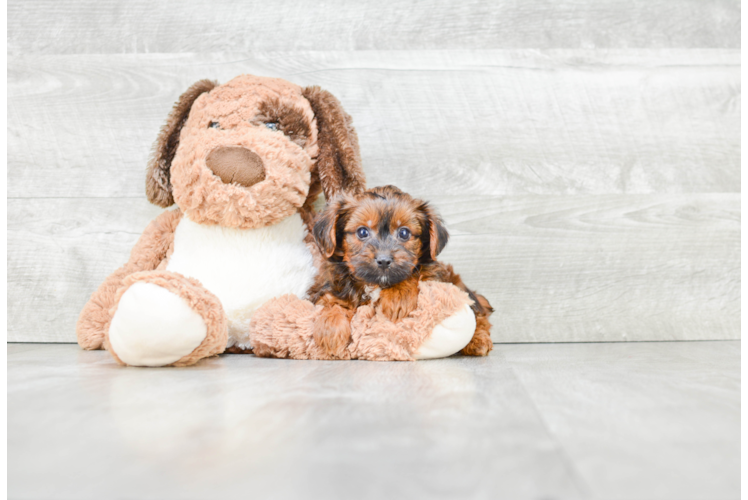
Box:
[349,281,477,361]
[76,268,131,351]
[413,303,476,360]
[250,282,485,362]
[250,294,353,360]
[107,271,227,367]
[312,305,354,359]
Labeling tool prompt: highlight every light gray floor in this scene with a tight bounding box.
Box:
[8,342,739,500]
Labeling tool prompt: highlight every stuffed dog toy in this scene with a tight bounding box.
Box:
[77,74,484,366]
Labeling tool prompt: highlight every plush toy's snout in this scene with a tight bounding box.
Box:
[205,146,266,188]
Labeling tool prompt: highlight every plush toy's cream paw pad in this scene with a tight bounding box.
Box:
[109,282,208,367]
[414,303,475,360]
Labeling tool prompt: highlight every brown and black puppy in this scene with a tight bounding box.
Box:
[308,185,493,358]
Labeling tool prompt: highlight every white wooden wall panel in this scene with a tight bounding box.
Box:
[7,1,740,344]
[8,0,739,55]
[8,200,163,343]
[9,50,740,199]
[438,194,740,342]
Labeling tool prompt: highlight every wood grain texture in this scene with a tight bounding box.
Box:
[8,50,740,199]
[500,342,740,499]
[8,199,163,343]
[7,0,740,55]
[8,194,738,343]
[434,194,740,343]
[738,52,748,193]
[8,343,739,499]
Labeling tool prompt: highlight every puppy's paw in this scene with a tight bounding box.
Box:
[312,305,353,358]
[377,298,416,322]
[377,278,419,322]
[460,315,493,357]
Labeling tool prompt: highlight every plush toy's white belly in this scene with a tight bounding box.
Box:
[166,214,316,347]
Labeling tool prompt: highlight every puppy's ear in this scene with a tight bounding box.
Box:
[146,79,218,207]
[302,86,366,200]
[313,196,349,259]
[418,202,450,261]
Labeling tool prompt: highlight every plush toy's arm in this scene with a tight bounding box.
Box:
[76,209,183,350]
[250,281,478,361]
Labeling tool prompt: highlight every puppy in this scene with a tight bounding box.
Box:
[308,185,494,358]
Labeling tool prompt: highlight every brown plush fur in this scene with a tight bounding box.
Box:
[302,86,365,200]
[419,263,494,356]
[76,209,182,350]
[105,271,228,367]
[350,281,475,360]
[147,80,218,208]
[308,186,494,357]
[254,97,312,148]
[250,281,473,361]
[77,74,366,363]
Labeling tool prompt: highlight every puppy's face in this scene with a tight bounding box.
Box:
[314,186,449,288]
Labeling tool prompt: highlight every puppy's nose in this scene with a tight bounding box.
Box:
[205,146,266,187]
[376,255,393,269]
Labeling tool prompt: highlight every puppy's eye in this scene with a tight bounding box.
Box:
[264,122,279,132]
[208,121,221,129]
[397,227,411,240]
[356,227,370,239]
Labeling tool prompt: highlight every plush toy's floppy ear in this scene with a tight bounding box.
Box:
[302,86,366,200]
[312,196,350,259]
[146,79,218,207]
[418,202,450,261]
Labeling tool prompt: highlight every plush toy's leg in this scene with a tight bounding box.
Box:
[349,281,477,361]
[106,271,227,367]
[413,303,476,360]
[249,294,343,360]
[77,267,132,350]
[77,210,183,351]
[252,282,488,362]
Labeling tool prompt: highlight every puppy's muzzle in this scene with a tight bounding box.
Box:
[205,146,266,187]
[376,253,393,269]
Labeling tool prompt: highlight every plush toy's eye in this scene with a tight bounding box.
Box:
[397,227,411,240]
[356,227,370,239]
[208,121,220,129]
[265,122,279,132]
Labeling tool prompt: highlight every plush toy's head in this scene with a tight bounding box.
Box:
[146,75,366,228]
